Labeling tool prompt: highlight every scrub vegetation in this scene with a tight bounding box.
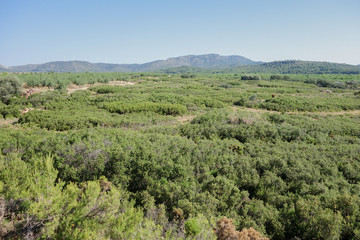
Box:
[0,72,360,239]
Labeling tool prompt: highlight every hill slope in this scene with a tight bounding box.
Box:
[142,54,258,70]
[228,60,360,74]
[2,57,359,74]
[3,54,258,73]
[8,61,103,73]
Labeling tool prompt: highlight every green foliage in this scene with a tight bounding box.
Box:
[256,95,360,112]
[304,78,353,89]
[17,72,132,88]
[0,75,22,103]
[27,90,65,107]
[241,75,261,80]
[0,154,168,239]
[270,75,291,80]
[184,215,216,238]
[1,72,360,239]
[231,60,360,74]
[181,73,196,78]
[185,218,201,236]
[103,101,188,116]
[282,199,343,239]
[234,96,246,106]
[54,80,69,93]
[90,85,126,94]
[18,108,173,131]
[0,104,22,118]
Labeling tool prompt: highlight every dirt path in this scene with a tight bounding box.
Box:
[232,106,278,114]
[176,115,196,124]
[0,118,18,126]
[67,86,89,94]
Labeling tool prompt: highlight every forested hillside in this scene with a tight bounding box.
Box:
[1,72,360,239]
[161,61,360,75]
[229,61,360,74]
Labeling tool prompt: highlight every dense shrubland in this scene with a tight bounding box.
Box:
[1,72,360,239]
[16,72,133,88]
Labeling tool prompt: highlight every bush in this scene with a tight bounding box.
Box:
[103,102,188,116]
[0,75,22,103]
[234,97,246,106]
[181,73,196,78]
[185,218,201,236]
[316,79,346,89]
[54,81,69,93]
[90,85,125,94]
[0,154,161,239]
[216,217,268,240]
[270,75,290,80]
[241,75,261,80]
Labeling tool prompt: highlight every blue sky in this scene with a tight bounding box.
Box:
[1,0,359,66]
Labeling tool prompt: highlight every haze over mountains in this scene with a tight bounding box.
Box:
[1,54,360,74]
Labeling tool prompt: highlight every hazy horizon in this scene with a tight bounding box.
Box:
[1,53,360,68]
[1,0,359,66]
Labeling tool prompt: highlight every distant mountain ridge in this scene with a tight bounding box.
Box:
[1,55,359,74]
[2,54,258,73]
[0,65,8,71]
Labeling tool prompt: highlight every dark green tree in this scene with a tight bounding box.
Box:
[0,75,22,103]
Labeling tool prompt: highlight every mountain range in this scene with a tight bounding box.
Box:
[1,54,359,74]
[1,54,258,73]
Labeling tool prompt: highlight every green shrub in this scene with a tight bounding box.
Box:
[270,75,291,80]
[234,96,246,106]
[185,218,201,236]
[103,101,188,116]
[0,75,22,103]
[90,85,126,94]
[181,73,196,78]
[241,75,261,80]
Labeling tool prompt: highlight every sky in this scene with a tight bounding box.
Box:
[0,0,359,66]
